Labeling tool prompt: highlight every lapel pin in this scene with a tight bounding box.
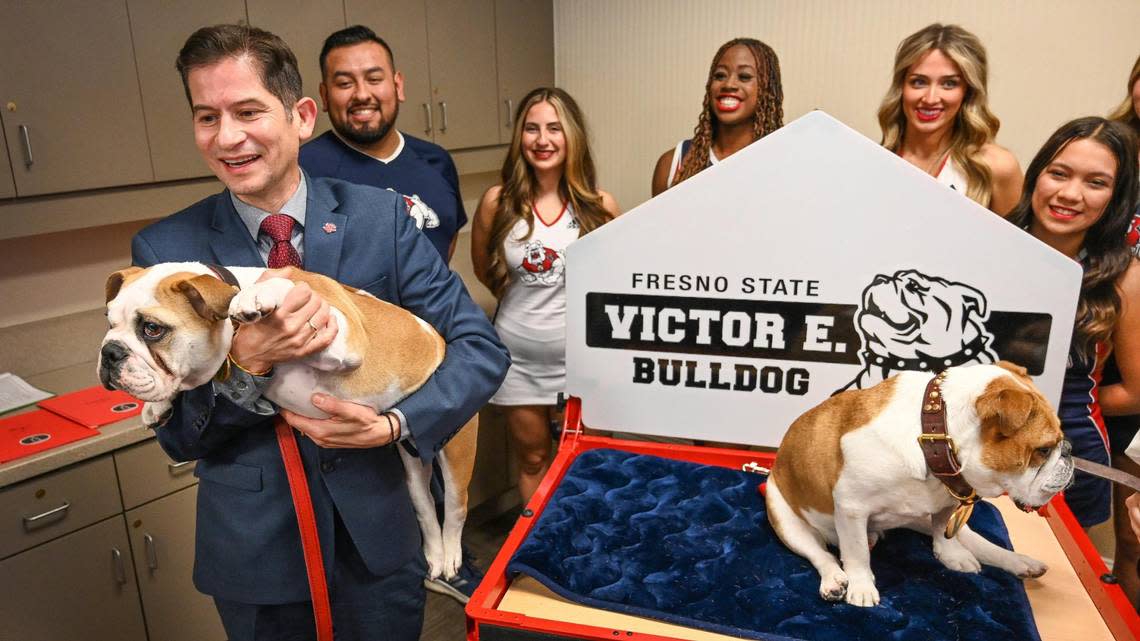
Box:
[322,222,337,234]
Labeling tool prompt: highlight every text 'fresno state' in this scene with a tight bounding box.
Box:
[585,293,861,395]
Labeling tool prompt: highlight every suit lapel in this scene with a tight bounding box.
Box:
[302,178,346,279]
[209,194,264,267]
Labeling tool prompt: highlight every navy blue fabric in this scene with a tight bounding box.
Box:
[508,449,1040,641]
[300,131,466,261]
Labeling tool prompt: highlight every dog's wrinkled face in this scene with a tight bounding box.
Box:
[858,270,988,358]
[524,240,545,264]
[98,265,237,402]
[962,364,1074,509]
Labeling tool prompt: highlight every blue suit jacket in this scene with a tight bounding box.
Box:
[132,176,509,604]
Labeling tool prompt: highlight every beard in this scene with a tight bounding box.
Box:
[332,102,399,147]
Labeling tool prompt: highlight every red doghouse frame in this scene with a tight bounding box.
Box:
[466,397,1140,641]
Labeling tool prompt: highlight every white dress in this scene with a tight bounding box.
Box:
[490,203,580,405]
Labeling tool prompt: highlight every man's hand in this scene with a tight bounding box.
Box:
[229,272,338,373]
[280,393,400,448]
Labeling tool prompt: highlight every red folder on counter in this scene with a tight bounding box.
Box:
[0,410,97,463]
[37,386,143,428]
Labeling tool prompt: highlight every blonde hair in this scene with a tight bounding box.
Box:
[877,24,1000,206]
[674,38,783,186]
[484,88,613,299]
[1108,53,1140,138]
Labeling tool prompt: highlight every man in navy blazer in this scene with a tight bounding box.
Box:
[132,24,508,641]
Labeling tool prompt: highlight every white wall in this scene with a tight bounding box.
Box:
[554,0,1140,211]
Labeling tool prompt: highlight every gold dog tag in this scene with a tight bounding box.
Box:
[944,502,975,538]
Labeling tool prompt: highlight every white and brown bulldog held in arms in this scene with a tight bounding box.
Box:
[841,270,998,392]
[98,262,477,584]
[766,361,1073,607]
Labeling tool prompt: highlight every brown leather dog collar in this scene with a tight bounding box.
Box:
[205,263,240,288]
[917,370,979,538]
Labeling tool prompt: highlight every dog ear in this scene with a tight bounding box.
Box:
[953,282,988,318]
[995,360,1030,379]
[175,274,238,322]
[106,266,144,303]
[976,376,1035,438]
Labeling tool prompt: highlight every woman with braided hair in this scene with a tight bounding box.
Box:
[878,23,1022,215]
[651,38,783,196]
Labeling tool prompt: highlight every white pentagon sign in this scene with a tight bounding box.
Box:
[566,111,1080,446]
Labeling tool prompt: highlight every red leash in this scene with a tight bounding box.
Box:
[274,416,334,641]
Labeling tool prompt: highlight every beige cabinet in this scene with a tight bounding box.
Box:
[346,0,516,150]
[127,485,225,641]
[494,0,555,143]
[0,1,154,196]
[425,0,501,150]
[0,516,148,641]
[343,0,434,139]
[247,0,348,137]
[127,0,247,182]
[0,455,121,559]
[0,120,16,199]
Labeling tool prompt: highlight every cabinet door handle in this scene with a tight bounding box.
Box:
[112,547,127,584]
[144,533,158,570]
[438,101,448,133]
[505,99,513,128]
[22,501,70,530]
[18,124,33,168]
[168,460,194,475]
[422,102,433,135]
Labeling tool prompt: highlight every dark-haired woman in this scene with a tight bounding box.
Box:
[472,87,620,502]
[1008,117,1140,528]
[651,38,783,196]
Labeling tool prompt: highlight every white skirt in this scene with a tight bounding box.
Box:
[490,317,565,406]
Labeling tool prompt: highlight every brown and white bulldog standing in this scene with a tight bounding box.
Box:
[767,361,1073,607]
[97,261,478,584]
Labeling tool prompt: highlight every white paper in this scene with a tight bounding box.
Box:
[0,372,54,414]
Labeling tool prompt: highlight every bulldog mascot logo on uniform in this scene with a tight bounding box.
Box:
[517,240,565,286]
[97,263,475,586]
[385,188,441,230]
[840,269,998,392]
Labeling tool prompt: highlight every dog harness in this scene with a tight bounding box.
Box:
[917,370,980,538]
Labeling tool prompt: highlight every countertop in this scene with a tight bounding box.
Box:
[0,361,152,488]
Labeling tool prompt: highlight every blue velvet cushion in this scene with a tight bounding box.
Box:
[508,448,1040,641]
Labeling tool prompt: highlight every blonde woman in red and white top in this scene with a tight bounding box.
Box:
[472,87,620,502]
[878,24,1023,215]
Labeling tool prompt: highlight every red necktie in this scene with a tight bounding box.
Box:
[260,214,302,268]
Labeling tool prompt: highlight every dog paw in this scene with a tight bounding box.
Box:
[818,568,849,602]
[142,401,172,429]
[1006,553,1048,579]
[844,577,880,607]
[441,544,463,580]
[228,278,293,324]
[935,544,982,574]
[423,541,445,580]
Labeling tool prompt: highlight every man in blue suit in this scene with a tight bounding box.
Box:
[132,24,508,641]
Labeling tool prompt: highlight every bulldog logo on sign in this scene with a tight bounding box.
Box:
[840,269,998,392]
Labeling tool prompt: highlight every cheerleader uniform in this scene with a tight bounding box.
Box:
[1061,342,1112,527]
[935,154,969,194]
[665,139,720,189]
[490,203,580,405]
